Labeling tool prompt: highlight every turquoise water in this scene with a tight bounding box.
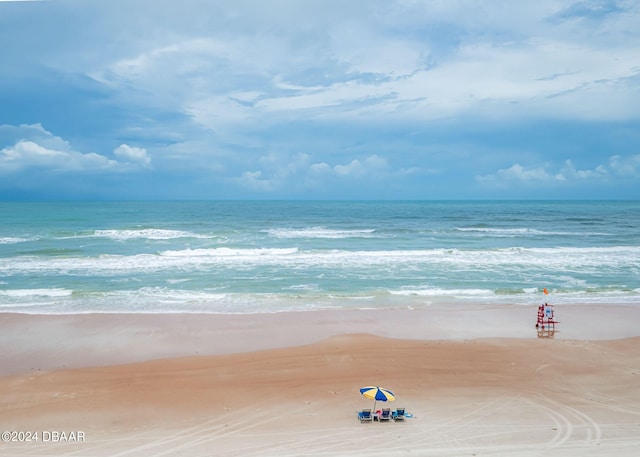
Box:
[0,201,638,313]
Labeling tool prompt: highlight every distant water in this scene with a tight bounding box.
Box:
[1,201,638,314]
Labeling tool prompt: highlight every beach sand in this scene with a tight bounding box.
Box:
[1,305,639,456]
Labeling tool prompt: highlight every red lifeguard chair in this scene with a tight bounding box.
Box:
[536,302,558,338]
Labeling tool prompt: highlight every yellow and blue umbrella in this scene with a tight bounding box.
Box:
[360,386,395,411]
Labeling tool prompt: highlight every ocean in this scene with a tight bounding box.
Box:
[0,201,638,314]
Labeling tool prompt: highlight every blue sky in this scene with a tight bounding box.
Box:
[1,0,639,200]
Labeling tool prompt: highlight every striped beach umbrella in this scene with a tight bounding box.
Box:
[360,386,395,411]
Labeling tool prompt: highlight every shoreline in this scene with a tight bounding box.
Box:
[2,304,640,456]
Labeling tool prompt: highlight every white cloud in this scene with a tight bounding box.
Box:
[311,154,388,177]
[8,1,637,129]
[310,162,331,173]
[181,34,640,129]
[364,154,388,170]
[1,140,65,163]
[561,159,608,180]
[186,95,257,130]
[329,21,424,77]
[114,144,151,167]
[477,154,639,186]
[0,123,72,152]
[609,154,640,177]
[479,163,565,184]
[334,159,364,176]
[0,124,150,174]
[0,140,118,173]
[85,0,640,130]
[237,170,273,192]
[233,153,392,193]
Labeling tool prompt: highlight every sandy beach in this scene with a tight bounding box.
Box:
[1,305,639,456]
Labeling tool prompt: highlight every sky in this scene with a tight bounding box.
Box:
[0,0,639,200]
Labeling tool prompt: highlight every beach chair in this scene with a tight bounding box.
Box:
[392,408,406,421]
[379,408,391,422]
[358,409,373,423]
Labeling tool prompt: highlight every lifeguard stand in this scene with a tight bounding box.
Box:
[536,302,558,338]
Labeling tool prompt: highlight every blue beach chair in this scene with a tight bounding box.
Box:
[379,408,392,421]
[358,409,373,423]
[392,408,406,421]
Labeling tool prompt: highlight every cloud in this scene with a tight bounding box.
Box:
[233,153,311,193]
[31,2,617,142]
[609,154,640,177]
[311,154,388,178]
[334,160,364,176]
[113,144,151,167]
[180,34,640,130]
[553,0,627,21]
[80,0,640,131]
[0,123,71,151]
[477,163,565,184]
[232,153,393,194]
[237,170,273,192]
[0,124,150,174]
[0,140,117,172]
[310,162,331,173]
[561,159,608,180]
[476,154,639,186]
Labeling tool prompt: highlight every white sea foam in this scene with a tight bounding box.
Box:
[160,247,300,257]
[266,227,377,239]
[284,284,320,292]
[26,287,640,314]
[130,287,228,302]
[0,284,638,314]
[0,288,73,297]
[77,288,293,314]
[387,286,640,306]
[455,227,609,237]
[389,287,493,297]
[0,236,32,244]
[93,229,212,241]
[2,246,639,275]
[166,278,193,285]
[0,302,59,309]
